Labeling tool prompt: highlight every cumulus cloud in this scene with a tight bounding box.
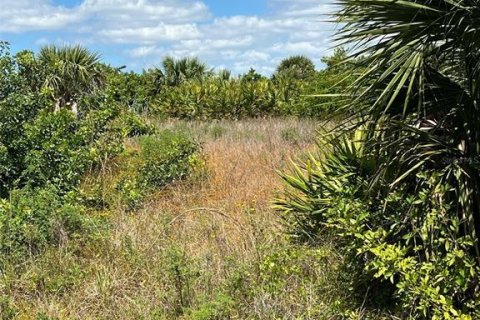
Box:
[0,0,209,32]
[99,23,201,44]
[0,1,82,32]
[0,0,338,74]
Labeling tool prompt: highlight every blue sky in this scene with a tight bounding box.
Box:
[205,0,268,16]
[0,0,336,74]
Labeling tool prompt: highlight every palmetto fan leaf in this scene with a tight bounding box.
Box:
[335,0,480,252]
[337,0,480,118]
[39,45,103,112]
[161,56,211,86]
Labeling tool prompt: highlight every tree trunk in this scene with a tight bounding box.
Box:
[71,101,78,117]
[54,99,61,113]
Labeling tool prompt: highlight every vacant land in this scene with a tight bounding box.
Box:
[3,118,360,319]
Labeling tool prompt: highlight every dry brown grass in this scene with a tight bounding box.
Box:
[4,118,351,319]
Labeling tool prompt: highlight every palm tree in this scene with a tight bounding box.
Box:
[39,45,103,116]
[161,56,210,86]
[336,0,480,251]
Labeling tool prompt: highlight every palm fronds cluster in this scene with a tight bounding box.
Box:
[337,0,480,256]
[39,45,104,114]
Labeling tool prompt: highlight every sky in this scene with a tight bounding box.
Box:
[0,0,338,75]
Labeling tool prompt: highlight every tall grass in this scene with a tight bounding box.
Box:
[0,118,377,319]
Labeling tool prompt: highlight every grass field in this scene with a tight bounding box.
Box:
[2,118,371,319]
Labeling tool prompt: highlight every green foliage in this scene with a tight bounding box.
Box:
[152,51,353,119]
[274,55,316,81]
[288,0,480,317]
[188,293,235,320]
[278,131,480,318]
[39,45,103,113]
[0,295,16,320]
[22,110,94,191]
[288,49,356,117]
[156,77,278,119]
[0,186,92,260]
[335,0,480,266]
[82,129,200,211]
[111,111,155,138]
[241,68,265,83]
[160,56,212,86]
[103,67,162,114]
[139,130,199,188]
[0,43,158,266]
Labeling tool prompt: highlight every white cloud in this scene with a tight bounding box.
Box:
[0,0,338,74]
[126,45,158,58]
[99,23,201,44]
[0,1,83,32]
[0,0,209,32]
[81,0,209,22]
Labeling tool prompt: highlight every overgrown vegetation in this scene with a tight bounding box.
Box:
[0,43,200,265]
[278,0,480,318]
[3,0,480,316]
[0,35,353,318]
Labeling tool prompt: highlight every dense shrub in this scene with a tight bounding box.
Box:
[277,132,480,318]
[0,43,155,262]
[22,110,95,191]
[0,185,92,260]
[152,52,351,120]
[274,55,316,81]
[103,67,161,114]
[0,44,47,197]
[83,129,200,211]
[139,130,200,188]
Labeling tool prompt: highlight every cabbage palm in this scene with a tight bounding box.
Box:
[161,56,210,86]
[39,45,103,116]
[336,0,480,251]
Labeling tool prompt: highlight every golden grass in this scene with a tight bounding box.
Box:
[4,118,352,319]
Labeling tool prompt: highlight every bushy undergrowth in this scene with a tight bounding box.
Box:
[0,186,93,261]
[0,108,153,261]
[139,130,200,187]
[82,129,200,211]
[128,52,352,120]
[277,132,480,319]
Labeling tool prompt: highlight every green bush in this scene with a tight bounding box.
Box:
[189,293,235,320]
[277,131,480,319]
[154,67,349,120]
[0,185,92,260]
[81,129,200,211]
[139,129,200,188]
[111,111,156,138]
[0,44,159,265]
[22,110,94,191]
[274,56,316,81]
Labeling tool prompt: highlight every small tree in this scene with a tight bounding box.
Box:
[242,68,264,82]
[274,55,316,81]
